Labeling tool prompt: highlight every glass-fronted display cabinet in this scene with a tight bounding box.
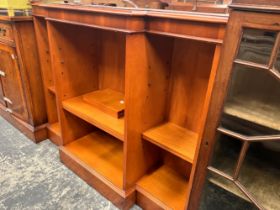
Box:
[195,2,280,210]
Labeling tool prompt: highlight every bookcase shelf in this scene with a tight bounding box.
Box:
[136,165,189,210]
[62,93,125,141]
[143,122,198,163]
[83,88,125,119]
[61,130,124,189]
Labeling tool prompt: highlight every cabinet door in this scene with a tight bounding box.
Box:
[0,44,28,121]
[188,11,280,210]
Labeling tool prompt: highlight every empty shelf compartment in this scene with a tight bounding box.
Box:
[62,131,123,189]
[136,165,189,210]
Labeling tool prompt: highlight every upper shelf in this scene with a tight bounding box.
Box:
[32,3,228,44]
[62,90,125,141]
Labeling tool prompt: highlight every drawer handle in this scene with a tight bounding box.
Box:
[5,108,12,113]
[0,28,7,36]
[0,70,5,77]
[3,97,12,104]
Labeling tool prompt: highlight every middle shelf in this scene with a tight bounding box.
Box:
[143,122,198,163]
[62,89,125,141]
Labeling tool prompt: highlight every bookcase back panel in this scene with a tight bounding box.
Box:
[98,31,125,93]
[168,39,215,133]
[48,22,100,100]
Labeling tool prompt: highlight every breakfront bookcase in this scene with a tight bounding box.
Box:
[188,1,280,210]
[32,2,228,209]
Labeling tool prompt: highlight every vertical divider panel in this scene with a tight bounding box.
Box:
[33,17,58,124]
[124,33,174,190]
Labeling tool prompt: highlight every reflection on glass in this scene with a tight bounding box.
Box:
[210,134,241,175]
[275,50,280,73]
[239,143,280,210]
[223,64,280,135]
[199,173,257,210]
[236,29,276,65]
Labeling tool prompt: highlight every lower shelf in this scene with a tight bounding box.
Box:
[136,165,189,210]
[62,131,124,189]
[47,122,61,145]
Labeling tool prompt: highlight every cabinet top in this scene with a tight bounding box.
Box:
[32,3,228,24]
[0,16,32,22]
[230,0,280,12]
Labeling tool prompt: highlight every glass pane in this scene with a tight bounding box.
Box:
[275,49,280,73]
[210,134,241,175]
[236,29,276,65]
[199,173,257,210]
[223,64,280,135]
[239,142,280,210]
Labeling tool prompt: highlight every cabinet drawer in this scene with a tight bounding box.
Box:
[0,22,13,43]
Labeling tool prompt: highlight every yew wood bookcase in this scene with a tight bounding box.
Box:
[32,3,227,209]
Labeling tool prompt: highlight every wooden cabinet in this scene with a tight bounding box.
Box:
[0,16,47,142]
[33,3,227,209]
[189,1,280,210]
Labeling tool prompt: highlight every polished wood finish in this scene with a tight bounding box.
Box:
[33,16,60,145]
[62,95,125,141]
[47,122,61,145]
[32,3,227,209]
[0,17,47,142]
[63,131,124,189]
[136,165,189,210]
[143,123,198,163]
[60,145,135,210]
[230,0,280,12]
[82,89,125,119]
